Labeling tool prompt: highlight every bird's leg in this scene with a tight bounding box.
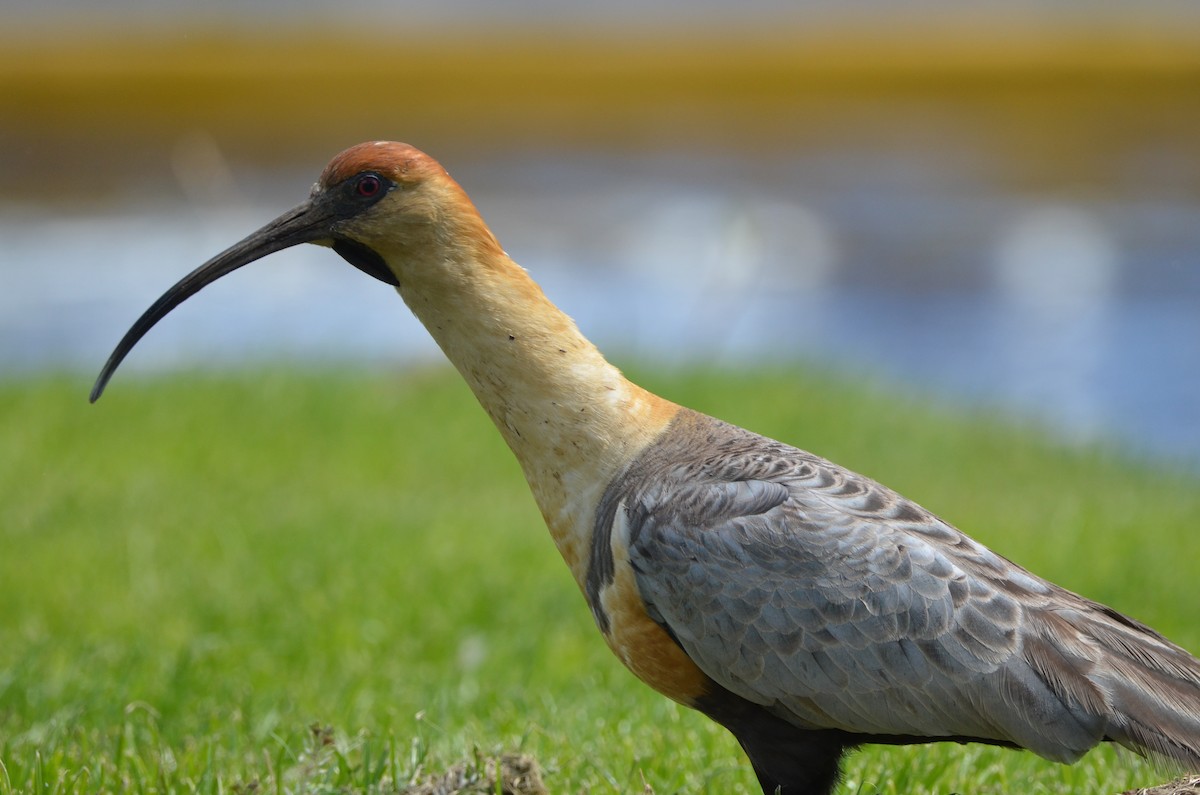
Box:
[741,735,844,795]
[698,686,846,794]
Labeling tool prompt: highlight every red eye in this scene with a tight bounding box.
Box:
[355,173,382,197]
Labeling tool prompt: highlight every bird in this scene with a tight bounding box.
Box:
[91,141,1200,795]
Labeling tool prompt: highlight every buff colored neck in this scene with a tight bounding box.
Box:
[380,217,680,586]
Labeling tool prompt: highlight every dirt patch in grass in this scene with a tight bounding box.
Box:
[401,753,548,795]
[1125,777,1200,795]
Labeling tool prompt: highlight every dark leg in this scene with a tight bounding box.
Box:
[696,684,1019,793]
[695,685,846,795]
[739,731,845,795]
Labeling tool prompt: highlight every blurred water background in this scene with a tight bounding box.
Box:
[2,0,1198,466]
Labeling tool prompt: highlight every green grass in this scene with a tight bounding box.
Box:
[1,365,1197,794]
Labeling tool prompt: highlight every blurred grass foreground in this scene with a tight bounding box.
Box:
[2,368,1199,793]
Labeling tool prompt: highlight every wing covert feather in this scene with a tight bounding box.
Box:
[618,413,1112,758]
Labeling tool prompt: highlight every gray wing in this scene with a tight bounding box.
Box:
[621,419,1115,762]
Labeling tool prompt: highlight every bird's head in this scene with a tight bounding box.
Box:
[90,141,496,402]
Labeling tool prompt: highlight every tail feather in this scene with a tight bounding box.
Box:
[1105,655,1200,768]
[1029,595,1200,770]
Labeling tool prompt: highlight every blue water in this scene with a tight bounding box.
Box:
[3,148,1198,466]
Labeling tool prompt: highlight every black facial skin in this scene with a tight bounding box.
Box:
[333,238,397,286]
[327,172,400,285]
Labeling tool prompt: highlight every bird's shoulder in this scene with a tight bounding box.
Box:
[597,407,1027,578]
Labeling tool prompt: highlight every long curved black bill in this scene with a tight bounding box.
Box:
[90,199,338,403]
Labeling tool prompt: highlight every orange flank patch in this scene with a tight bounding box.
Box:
[599,529,711,706]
